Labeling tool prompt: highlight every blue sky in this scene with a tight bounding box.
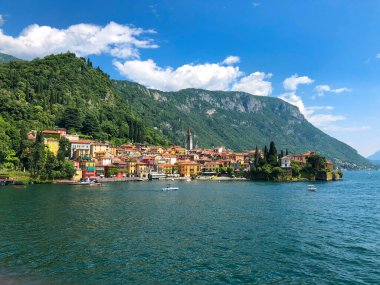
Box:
[1,0,380,156]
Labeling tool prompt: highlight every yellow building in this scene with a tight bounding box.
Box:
[44,138,60,156]
[73,168,82,181]
[73,148,91,159]
[136,161,148,176]
[91,142,110,157]
[126,160,137,176]
[203,162,219,173]
[109,146,117,156]
[177,161,201,177]
[162,164,175,174]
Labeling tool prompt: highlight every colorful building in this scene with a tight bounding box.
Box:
[177,161,201,177]
[70,140,92,158]
[44,137,60,156]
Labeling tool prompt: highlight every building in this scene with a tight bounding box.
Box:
[281,155,292,168]
[177,161,200,177]
[91,142,110,157]
[73,160,82,181]
[44,137,60,156]
[186,128,193,150]
[70,140,92,158]
[80,159,96,178]
[126,160,137,176]
[136,161,148,177]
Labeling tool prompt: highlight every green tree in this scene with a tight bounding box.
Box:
[62,107,83,131]
[268,141,278,165]
[254,145,259,168]
[82,112,100,136]
[57,137,71,161]
[272,166,284,180]
[30,132,46,178]
[307,154,327,172]
[291,161,302,178]
[263,145,269,162]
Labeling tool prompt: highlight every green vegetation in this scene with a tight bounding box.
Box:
[250,142,342,181]
[113,81,372,169]
[0,52,372,175]
[0,52,169,173]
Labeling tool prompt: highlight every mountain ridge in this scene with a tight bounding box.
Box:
[112,80,372,169]
[0,53,21,64]
[0,52,373,169]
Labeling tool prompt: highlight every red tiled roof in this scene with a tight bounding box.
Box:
[69,139,93,144]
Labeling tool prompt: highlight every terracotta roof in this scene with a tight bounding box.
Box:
[69,139,93,144]
[177,161,199,165]
[42,130,60,134]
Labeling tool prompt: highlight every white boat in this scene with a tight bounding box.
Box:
[308,185,317,191]
[186,178,192,182]
[162,184,179,191]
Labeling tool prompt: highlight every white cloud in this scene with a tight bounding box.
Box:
[114,59,242,91]
[114,58,273,95]
[279,91,345,127]
[283,74,314,91]
[222,55,240,65]
[376,53,380,59]
[315,84,350,97]
[321,125,370,132]
[0,15,4,26]
[0,21,157,59]
[307,114,346,126]
[231,72,272,96]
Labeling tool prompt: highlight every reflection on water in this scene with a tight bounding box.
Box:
[1,172,380,284]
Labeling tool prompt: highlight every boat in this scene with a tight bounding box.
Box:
[186,178,192,182]
[308,185,317,191]
[162,184,179,191]
[72,178,102,186]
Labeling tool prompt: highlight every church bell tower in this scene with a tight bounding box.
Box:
[186,128,193,150]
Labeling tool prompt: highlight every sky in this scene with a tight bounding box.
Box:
[0,0,380,157]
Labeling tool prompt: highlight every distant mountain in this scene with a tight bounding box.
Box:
[368,151,380,167]
[368,150,380,161]
[113,80,373,169]
[0,53,21,64]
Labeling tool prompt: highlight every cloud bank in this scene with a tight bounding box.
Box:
[114,57,273,95]
[0,21,157,59]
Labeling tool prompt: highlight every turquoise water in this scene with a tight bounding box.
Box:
[0,172,380,284]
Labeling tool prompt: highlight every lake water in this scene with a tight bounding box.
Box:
[1,171,380,284]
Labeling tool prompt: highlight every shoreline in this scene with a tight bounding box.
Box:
[1,175,342,186]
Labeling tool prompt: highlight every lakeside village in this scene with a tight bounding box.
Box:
[1,127,342,185]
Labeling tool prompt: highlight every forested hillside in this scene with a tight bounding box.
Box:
[0,53,168,170]
[0,52,372,170]
[113,81,372,169]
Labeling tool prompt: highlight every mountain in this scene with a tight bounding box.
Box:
[0,53,21,64]
[367,151,380,167]
[112,81,372,169]
[0,52,168,166]
[368,150,380,161]
[0,52,372,169]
